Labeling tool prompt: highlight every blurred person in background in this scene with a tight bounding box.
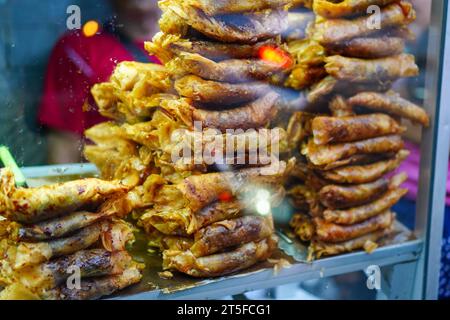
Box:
[393,0,450,300]
[38,0,160,164]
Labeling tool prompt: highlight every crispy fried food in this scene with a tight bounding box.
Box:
[190,216,274,257]
[312,114,405,145]
[288,185,317,211]
[319,173,407,209]
[286,65,327,90]
[191,200,244,233]
[164,2,289,43]
[285,112,314,150]
[16,194,134,242]
[45,265,142,300]
[347,91,430,127]
[163,236,276,277]
[313,1,416,44]
[319,150,409,184]
[175,75,271,105]
[307,76,392,103]
[0,168,128,223]
[290,213,315,242]
[325,54,419,82]
[302,135,404,166]
[148,33,278,62]
[311,154,388,171]
[91,62,172,123]
[184,0,290,15]
[310,228,391,259]
[329,95,355,117]
[9,222,103,270]
[192,92,279,131]
[315,211,394,243]
[313,0,397,18]
[325,36,405,59]
[13,250,131,293]
[168,52,288,83]
[323,188,407,225]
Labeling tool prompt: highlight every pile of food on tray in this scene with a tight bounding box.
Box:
[0,169,142,299]
[285,0,430,260]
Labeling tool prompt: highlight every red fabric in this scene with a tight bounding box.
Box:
[38,29,158,136]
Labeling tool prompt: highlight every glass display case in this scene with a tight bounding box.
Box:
[1,0,449,300]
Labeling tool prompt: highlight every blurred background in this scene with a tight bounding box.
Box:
[0,0,113,166]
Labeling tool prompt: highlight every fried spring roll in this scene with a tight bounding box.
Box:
[168,53,288,83]
[16,250,131,292]
[12,222,103,269]
[313,0,397,19]
[290,213,315,242]
[0,168,127,223]
[323,188,408,225]
[192,92,279,131]
[185,0,290,15]
[45,266,142,300]
[329,95,355,117]
[347,91,430,127]
[190,216,274,257]
[310,229,391,259]
[325,36,405,59]
[175,75,271,105]
[325,54,419,83]
[152,34,278,61]
[312,114,405,145]
[319,173,407,209]
[163,236,276,277]
[311,154,388,171]
[192,200,244,233]
[313,1,416,44]
[167,3,289,43]
[320,150,409,184]
[315,211,394,243]
[307,75,392,103]
[303,135,404,166]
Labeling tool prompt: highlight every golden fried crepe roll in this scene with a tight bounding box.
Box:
[310,228,391,259]
[192,200,244,233]
[323,188,407,225]
[325,36,405,59]
[190,216,274,257]
[158,160,292,214]
[45,265,142,300]
[149,33,278,62]
[312,113,405,145]
[315,211,394,243]
[0,168,128,223]
[302,135,404,166]
[185,0,290,15]
[313,0,397,19]
[290,213,315,242]
[319,173,407,209]
[319,150,409,184]
[175,75,271,105]
[14,250,132,293]
[325,54,419,83]
[311,154,388,171]
[307,75,392,103]
[193,92,279,131]
[313,1,416,44]
[168,52,289,83]
[163,236,277,277]
[166,2,288,43]
[9,222,103,270]
[347,91,430,127]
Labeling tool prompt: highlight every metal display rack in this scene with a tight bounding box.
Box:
[19,0,450,300]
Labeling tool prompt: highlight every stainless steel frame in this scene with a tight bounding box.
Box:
[414,0,450,300]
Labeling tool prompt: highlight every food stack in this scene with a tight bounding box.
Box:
[0,169,142,300]
[287,0,430,259]
[86,0,296,277]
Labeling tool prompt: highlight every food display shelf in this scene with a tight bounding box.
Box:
[21,164,422,300]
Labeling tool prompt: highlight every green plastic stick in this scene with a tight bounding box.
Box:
[0,146,27,187]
